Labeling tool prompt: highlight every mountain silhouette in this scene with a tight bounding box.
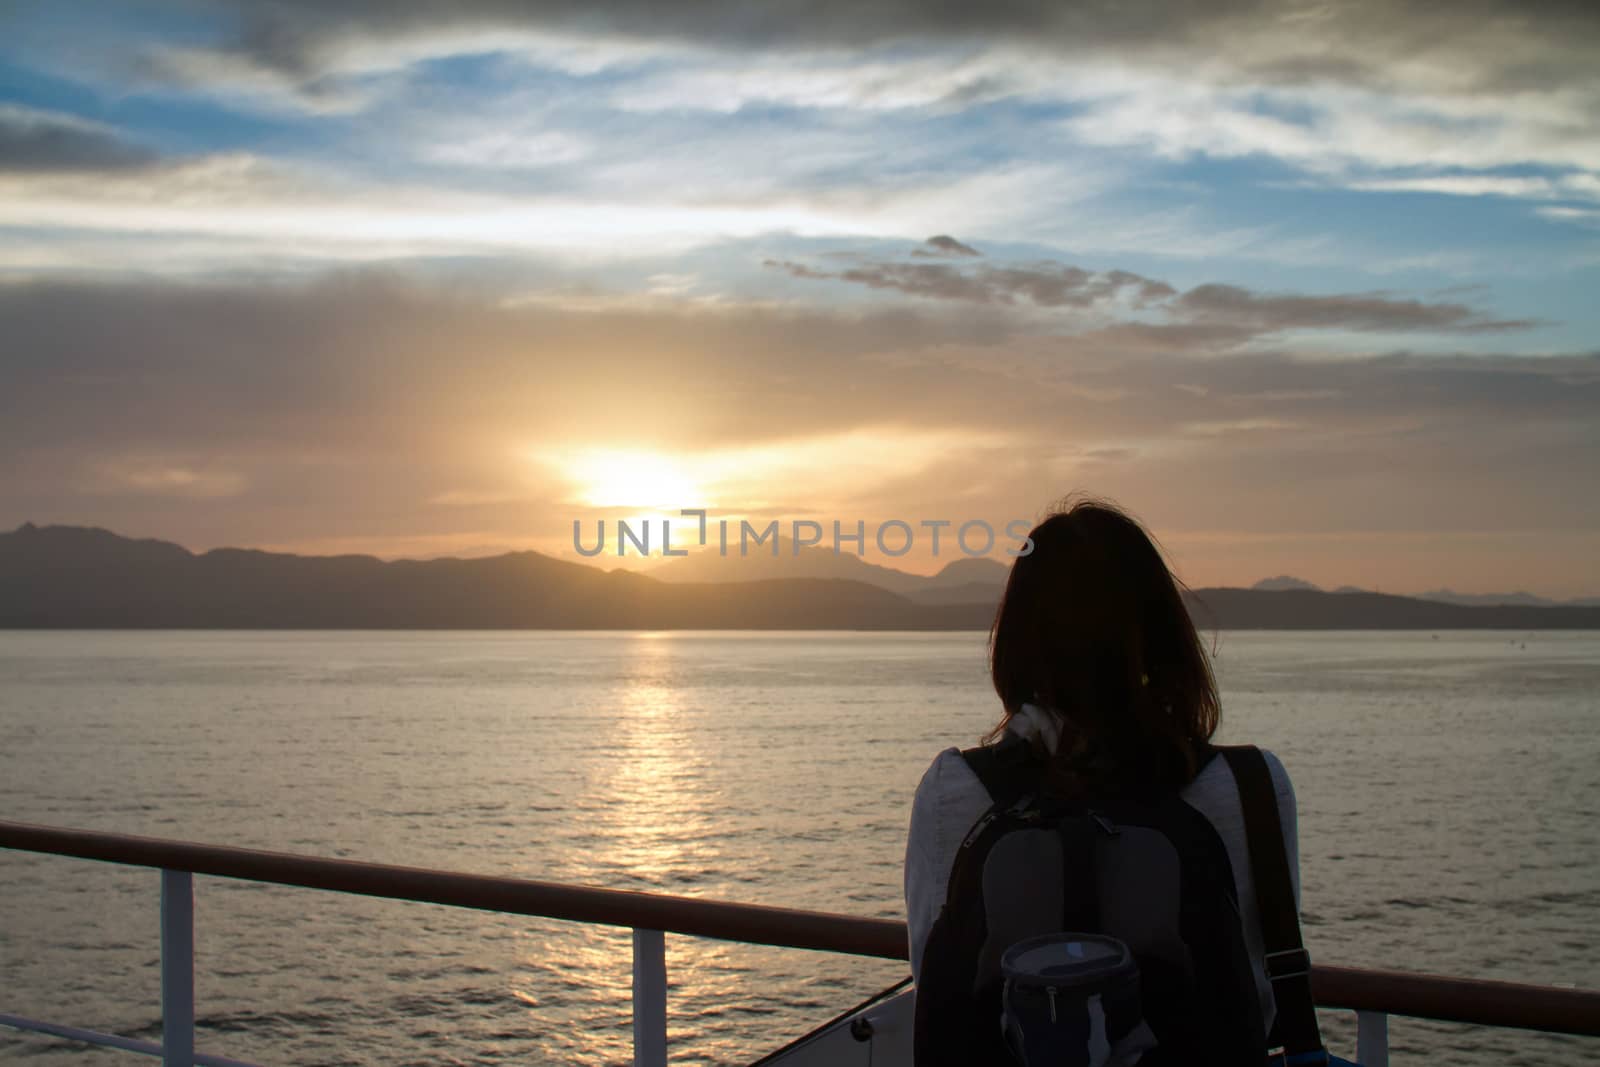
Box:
[644,535,931,593]
[927,556,1010,590]
[4,524,1598,630]
[1414,588,1599,608]
[1252,575,1322,592]
[907,557,1011,607]
[0,523,980,630]
[646,537,1011,605]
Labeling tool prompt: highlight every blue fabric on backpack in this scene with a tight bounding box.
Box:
[1000,932,1155,1066]
[1280,1052,1360,1066]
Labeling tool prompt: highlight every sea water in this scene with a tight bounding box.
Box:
[0,630,1595,1065]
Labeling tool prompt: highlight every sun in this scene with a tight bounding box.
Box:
[565,449,704,510]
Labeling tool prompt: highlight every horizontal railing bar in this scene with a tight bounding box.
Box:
[4,820,1599,1038]
[1313,965,1600,1037]
[0,820,904,960]
[0,1012,262,1067]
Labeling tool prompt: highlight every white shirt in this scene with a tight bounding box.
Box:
[903,704,1299,1032]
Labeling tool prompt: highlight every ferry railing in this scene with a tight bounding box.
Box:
[3,821,1598,1067]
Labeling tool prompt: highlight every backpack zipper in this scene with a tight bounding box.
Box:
[1046,985,1058,1022]
[960,812,996,850]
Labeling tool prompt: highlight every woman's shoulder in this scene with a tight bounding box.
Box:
[910,744,996,825]
[1258,748,1293,795]
[1231,746,1293,794]
[913,745,981,798]
[1185,745,1295,806]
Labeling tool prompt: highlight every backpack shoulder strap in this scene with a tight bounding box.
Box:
[959,731,1043,812]
[1216,745,1323,1058]
[914,741,1043,1065]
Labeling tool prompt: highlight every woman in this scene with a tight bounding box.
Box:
[904,498,1298,1041]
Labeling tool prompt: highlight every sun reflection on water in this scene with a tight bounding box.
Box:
[601,632,722,888]
[510,633,744,1064]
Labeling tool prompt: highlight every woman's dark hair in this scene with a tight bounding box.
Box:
[988,497,1218,796]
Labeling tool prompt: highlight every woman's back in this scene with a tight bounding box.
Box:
[903,705,1299,1034]
[903,498,1305,1059]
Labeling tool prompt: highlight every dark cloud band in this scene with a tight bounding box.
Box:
[0,107,160,174]
[765,251,1532,335]
[163,0,1600,102]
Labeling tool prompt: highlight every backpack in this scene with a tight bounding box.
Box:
[912,735,1267,1066]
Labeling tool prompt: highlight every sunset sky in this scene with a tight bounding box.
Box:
[2,2,1597,596]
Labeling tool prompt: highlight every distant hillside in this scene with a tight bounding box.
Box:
[1251,580,1600,609]
[1186,587,1600,630]
[644,536,926,593]
[908,580,1006,607]
[908,557,1011,606]
[1252,575,1322,592]
[1417,588,1600,608]
[645,536,1009,602]
[3,524,1598,630]
[0,523,982,630]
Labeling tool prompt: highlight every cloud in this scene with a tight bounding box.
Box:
[1060,77,1600,189]
[765,252,1531,336]
[916,235,981,258]
[9,12,1593,289]
[150,2,1600,100]
[1,8,1592,592]
[534,425,1014,514]
[112,3,1595,188]
[1348,175,1563,199]
[86,459,247,499]
[1537,205,1600,228]
[418,129,591,169]
[37,0,1574,242]
[0,105,159,173]
[1174,283,1536,334]
[0,129,1092,272]
[765,258,1175,310]
[763,259,831,281]
[601,50,1018,114]
[1,272,1593,562]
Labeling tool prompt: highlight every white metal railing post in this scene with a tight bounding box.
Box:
[632,928,667,1067]
[1356,1010,1389,1067]
[161,869,196,1067]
